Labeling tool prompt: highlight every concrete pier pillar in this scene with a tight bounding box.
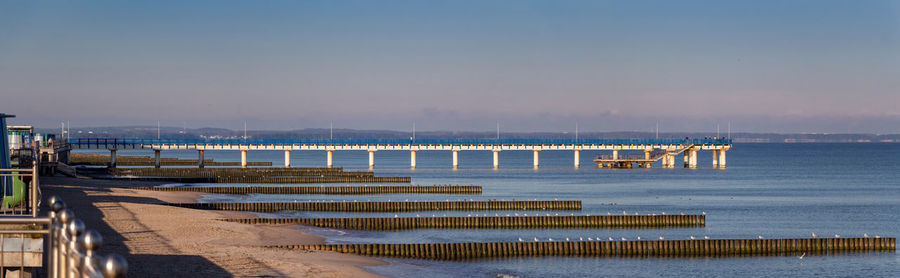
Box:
[683,152,690,168]
[719,149,727,168]
[109,149,117,168]
[284,150,291,168]
[368,150,376,168]
[711,150,718,168]
[573,150,580,168]
[492,150,500,168]
[452,150,459,168]
[612,150,619,160]
[688,149,698,168]
[154,150,161,168]
[240,150,248,168]
[410,150,417,168]
[533,150,540,168]
[644,150,651,160]
[326,150,334,168]
[198,150,205,168]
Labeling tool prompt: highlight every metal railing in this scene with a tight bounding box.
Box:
[45,196,127,278]
[0,216,49,277]
[0,164,39,217]
[0,196,127,278]
[68,138,733,146]
[594,155,651,160]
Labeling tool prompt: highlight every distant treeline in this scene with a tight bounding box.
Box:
[37,126,900,143]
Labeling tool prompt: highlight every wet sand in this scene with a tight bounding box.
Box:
[41,176,387,277]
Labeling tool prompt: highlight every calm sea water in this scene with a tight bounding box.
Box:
[78,143,900,277]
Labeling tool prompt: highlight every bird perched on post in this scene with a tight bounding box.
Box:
[811,232,818,238]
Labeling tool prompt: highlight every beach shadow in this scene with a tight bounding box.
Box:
[39,176,286,277]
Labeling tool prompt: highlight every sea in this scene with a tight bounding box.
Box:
[76,143,900,277]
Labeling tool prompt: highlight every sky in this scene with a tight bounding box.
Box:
[1,0,899,133]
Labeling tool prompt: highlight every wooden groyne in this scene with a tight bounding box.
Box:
[210,176,410,183]
[113,167,375,178]
[224,215,704,230]
[169,200,581,212]
[111,167,410,183]
[271,238,895,260]
[70,153,271,166]
[134,185,482,195]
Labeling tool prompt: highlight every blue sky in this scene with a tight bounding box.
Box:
[1,1,898,133]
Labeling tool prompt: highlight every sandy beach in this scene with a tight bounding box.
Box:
[41,176,388,278]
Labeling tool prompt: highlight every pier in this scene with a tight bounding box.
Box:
[66,138,731,169]
[272,237,895,260]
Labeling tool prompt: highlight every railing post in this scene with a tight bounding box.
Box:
[101,254,128,278]
[56,209,73,278]
[67,218,85,278]
[48,197,66,278]
[81,230,103,276]
[32,162,39,217]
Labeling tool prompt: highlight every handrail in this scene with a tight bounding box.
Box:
[0,169,34,172]
[0,216,51,225]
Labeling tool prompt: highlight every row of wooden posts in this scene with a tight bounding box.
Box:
[112,167,413,183]
[135,185,482,195]
[207,176,411,183]
[169,200,581,212]
[133,167,895,260]
[271,238,895,260]
[113,167,370,177]
[70,153,272,166]
[224,215,705,230]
